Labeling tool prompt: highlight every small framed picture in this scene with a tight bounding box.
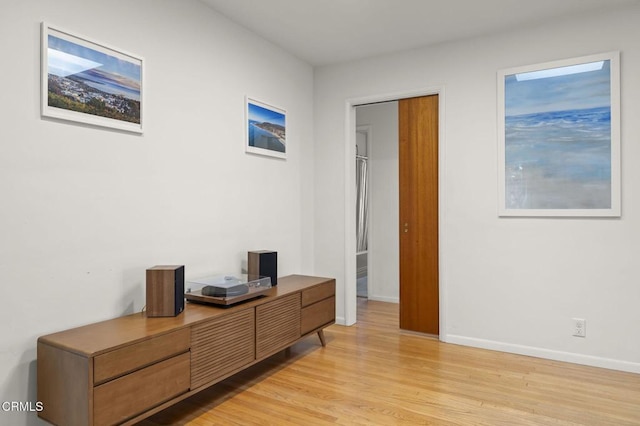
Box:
[246,97,286,159]
[41,22,143,133]
[497,51,620,217]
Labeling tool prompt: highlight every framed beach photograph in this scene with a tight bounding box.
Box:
[497,51,620,217]
[246,97,286,159]
[41,23,143,133]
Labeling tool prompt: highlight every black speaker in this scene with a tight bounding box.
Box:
[146,265,185,317]
[248,251,277,285]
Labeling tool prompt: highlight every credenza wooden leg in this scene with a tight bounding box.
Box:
[317,330,326,346]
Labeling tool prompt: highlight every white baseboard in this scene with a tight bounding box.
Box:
[444,334,640,374]
[367,295,399,303]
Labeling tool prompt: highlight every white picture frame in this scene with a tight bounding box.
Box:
[41,22,144,133]
[497,51,620,217]
[245,97,286,159]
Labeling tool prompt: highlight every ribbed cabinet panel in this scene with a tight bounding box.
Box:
[190,309,255,389]
[256,293,301,359]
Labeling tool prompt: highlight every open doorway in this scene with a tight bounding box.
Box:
[355,102,399,304]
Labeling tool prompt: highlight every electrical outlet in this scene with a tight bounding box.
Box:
[572,318,586,337]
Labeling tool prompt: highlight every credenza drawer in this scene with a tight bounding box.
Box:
[301,296,335,335]
[93,351,190,426]
[301,280,335,307]
[94,328,190,384]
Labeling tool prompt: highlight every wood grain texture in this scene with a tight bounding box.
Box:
[94,328,190,385]
[190,309,255,389]
[301,280,335,307]
[94,352,190,425]
[139,300,640,426]
[146,265,182,317]
[37,341,91,426]
[399,95,439,334]
[301,296,335,335]
[256,293,301,359]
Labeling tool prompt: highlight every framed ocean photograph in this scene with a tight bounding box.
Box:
[497,52,620,217]
[246,97,286,159]
[41,23,143,133]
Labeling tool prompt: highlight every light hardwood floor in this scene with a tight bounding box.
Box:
[139,299,640,425]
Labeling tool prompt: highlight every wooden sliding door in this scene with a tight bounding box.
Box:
[399,95,439,335]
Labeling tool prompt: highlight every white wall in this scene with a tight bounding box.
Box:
[356,102,399,302]
[314,4,640,372]
[0,1,314,424]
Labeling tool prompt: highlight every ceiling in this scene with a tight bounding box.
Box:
[201,0,638,66]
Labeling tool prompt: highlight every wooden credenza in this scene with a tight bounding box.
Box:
[37,274,335,426]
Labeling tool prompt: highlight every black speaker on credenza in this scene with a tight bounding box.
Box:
[146,265,185,317]
[248,251,277,285]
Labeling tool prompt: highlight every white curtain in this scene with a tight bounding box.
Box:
[356,157,369,253]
